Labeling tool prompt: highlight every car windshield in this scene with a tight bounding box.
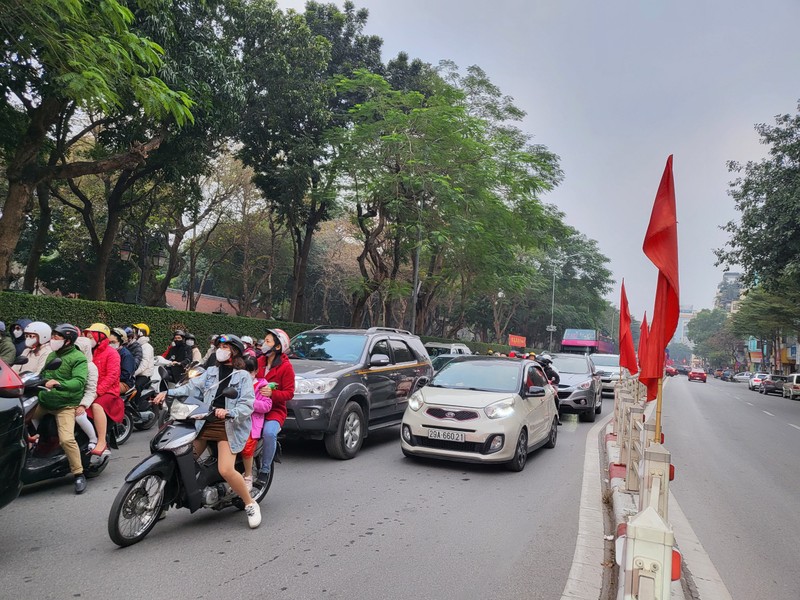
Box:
[551,355,589,374]
[289,333,366,363]
[431,355,456,371]
[431,360,520,393]
[591,355,619,367]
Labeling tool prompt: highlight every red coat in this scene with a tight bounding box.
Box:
[93,336,121,396]
[257,354,295,427]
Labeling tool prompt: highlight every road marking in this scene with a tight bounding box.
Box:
[746,401,753,406]
[559,411,613,600]
[763,411,774,417]
[789,424,800,431]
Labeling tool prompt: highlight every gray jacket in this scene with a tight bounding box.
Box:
[167,366,254,453]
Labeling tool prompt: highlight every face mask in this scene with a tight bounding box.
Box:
[25,337,37,348]
[12,329,22,339]
[186,340,195,347]
[89,338,97,349]
[261,343,274,356]
[215,348,231,363]
[174,339,184,346]
[50,339,65,352]
[110,342,120,349]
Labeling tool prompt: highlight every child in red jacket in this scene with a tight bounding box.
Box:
[255,329,294,485]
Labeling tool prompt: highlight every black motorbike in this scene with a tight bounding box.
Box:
[107,388,275,547]
[114,386,157,445]
[20,359,117,487]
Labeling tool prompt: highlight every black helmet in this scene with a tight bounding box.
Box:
[217,334,245,356]
[52,323,80,344]
[538,353,553,364]
[185,332,196,341]
[173,329,186,338]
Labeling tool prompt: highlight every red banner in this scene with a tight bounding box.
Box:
[508,334,526,348]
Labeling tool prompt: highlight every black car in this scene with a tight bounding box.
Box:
[286,327,433,459]
[0,359,26,509]
[759,374,786,395]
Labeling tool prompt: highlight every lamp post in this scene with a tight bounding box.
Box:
[546,251,581,352]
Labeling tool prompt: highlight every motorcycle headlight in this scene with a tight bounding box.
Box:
[408,392,424,412]
[484,397,515,419]
[295,377,338,395]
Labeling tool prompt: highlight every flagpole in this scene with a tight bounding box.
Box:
[654,376,663,443]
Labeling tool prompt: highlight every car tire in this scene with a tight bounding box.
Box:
[324,401,365,460]
[544,417,558,449]
[505,429,528,472]
[579,404,597,422]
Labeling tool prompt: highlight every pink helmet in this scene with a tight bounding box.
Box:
[265,328,290,353]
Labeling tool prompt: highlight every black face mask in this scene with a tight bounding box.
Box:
[173,339,184,346]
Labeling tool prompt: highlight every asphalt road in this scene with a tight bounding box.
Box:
[662,375,800,600]
[0,413,598,600]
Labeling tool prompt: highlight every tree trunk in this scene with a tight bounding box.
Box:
[290,221,315,323]
[87,207,123,301]
[22,182,53,291]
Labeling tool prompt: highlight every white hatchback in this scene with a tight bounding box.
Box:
[400,357,558,472]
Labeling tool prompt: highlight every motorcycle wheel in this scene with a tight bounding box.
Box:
[108,474,165,547]
[233,455,274,510]
[133,411,157,431]
[115,413,133,445]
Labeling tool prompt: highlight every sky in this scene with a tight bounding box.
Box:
[278,0,800,321]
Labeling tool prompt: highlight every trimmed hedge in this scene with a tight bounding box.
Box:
[0,291,537,356]
[0,292,316,354]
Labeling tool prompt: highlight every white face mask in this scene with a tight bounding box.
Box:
[215,348,231,363]
[186,340,195,347]
[50,339,65,352]
[88,337,97,349]
[12,329,22,339]
[260,343,274,356]
[110,342,120,350]
[24,337,37,348]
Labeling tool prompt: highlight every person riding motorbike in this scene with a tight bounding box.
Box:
[10,318,31,357]
[153,334,261,528]
[132,323,154,393]
[84,323,123,456]
[163,330,193,383]
[255,328,294,486]
[123,327,143,372]
[14,321,53,375]
[185,333,203,363]
[74,336,99,450]
[0,321,16,365]
[32,324,89,494]
[110,327,136,394]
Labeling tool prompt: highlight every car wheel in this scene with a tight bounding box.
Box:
[324,401,365,460]
[579,404,597,422]
[505,429,528,472]
[544,417,558,449]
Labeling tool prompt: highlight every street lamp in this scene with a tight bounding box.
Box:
[547,251,581,351]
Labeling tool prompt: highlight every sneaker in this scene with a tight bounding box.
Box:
[74,474,87,495]
[243,476,253,493]
[256,471,270,486]
[244,502,261,529]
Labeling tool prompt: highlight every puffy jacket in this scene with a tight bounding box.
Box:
[38,344,88,410]
[0,333,16,366]
[126,340,142,371]
[250,377,273,438]
[167,366,254,453]
[14,342,53,376]
[134,336,154,378]
[12,318,31,356]
[75,337,97,408]
[257,354,295,427]
[117,345,135,387]
[93,336,121,397]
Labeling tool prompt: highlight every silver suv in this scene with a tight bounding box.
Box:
[590,353,621,398]
[286,327,433,459]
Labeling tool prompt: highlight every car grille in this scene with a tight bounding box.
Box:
[414,437,484,453]
[557,390,573,399]
[425,407,479,421]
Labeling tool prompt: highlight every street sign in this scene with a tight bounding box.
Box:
[545,325,557,332]
[508,334,527,347]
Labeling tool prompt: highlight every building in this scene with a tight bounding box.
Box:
[714,272,743,312]
[164,288,268,318]
[671,304,696,347]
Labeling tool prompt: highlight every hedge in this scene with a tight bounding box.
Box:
[0,292,316,354]
[0,291,537,356]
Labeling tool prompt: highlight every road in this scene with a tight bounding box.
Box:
[0,413,600,600]
[662,375,800,600]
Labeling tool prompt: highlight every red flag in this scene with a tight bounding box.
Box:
[618,280,638,376]
[640,155,680,382]
[638,313,657,401]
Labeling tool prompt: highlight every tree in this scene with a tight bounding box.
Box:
[717,101,800,296]
[730,288,800,370]
[0,0,193,286]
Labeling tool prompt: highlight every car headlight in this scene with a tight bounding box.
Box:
[578,380,592,390]
[484,397,515,419]
[295,377,338,395]
[408,391,424,411]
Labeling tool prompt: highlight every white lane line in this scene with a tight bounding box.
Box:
[763,411,774,417]
[669,490,734,600]
[746,401,753,406]
[559,412,613,600]
[789,424,800,431]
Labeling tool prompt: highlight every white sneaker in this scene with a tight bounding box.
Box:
[245,502,261,529]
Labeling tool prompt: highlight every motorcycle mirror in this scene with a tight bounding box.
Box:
[13,356,28,366]
[221,386,238,399]
[44,357,62,370]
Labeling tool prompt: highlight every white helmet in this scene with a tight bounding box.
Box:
[241,336,254,346]
[24,321,52,344]
[265,328,290,354]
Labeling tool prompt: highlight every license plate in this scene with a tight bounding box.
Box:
[427,428,465,442]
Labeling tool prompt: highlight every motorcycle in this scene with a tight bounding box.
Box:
[113,385,158,446]
[20,359,117,487]
[107,388,275,547]
[152,362,204,428]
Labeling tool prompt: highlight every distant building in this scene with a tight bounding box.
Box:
[714,272,743,312]
[671,304,697,347]
[164,288,268,318]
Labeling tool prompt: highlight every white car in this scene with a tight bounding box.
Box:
[732,371,752,383]
[748,372,768,390]
[400,357,558,471]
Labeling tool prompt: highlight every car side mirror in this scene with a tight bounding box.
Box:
[526,385,546,397]
[370,354,391,367]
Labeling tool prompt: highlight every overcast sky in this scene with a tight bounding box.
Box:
[278,0,799,321]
